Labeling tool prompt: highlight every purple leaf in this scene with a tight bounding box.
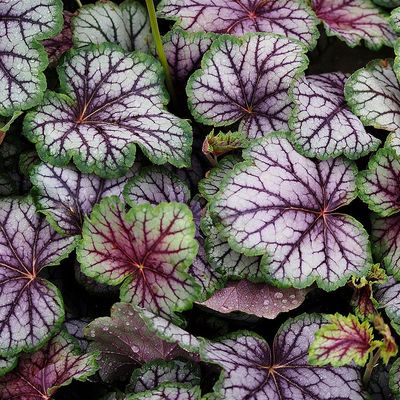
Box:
[290,72,379,159]
[30,162,138,236]
[187,34,308,139]
[199,280,307,319]
[64,317,91,352]
[43,11,74,65]
[72,0,151,52]
[375,276,400,334]
[0,0,62,116]
[0,331,98,400]
[77,197,199,323]
[201,314,365,399]
[84,303,195,382]
[358,148,400,217]
[157,0,320,49]
[23,44,192,178]
[164,29,215,83]
[0,197,76,356]
[211,132,371,290]
[123,167,191,207]
[345,59,400,141]
[127,360,200,393]
[311,0,396,49]
[126,384,201,400]
[371,214,400,278]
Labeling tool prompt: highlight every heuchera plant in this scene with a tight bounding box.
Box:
[4,0,400,398]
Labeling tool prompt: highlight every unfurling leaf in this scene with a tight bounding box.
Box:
[78,197,199,323]
[201,314,365,399]
[187,34,308,139]
[211,132,371,290]
[0,331,98,400]
[373,314,398,364]
[202,130,248,158]
[24,44,192,178]
[309,314,374,367]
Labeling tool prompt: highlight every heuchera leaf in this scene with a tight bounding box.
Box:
[201,314,365,399]
[78,197,199,323]
[0,331,98,400]
[391,7,400,33]
[0,0,62,116]
[0,197,76,356]
[30,162,137,236]
[126,384,201,400]
[163,29,215,83]
[290,72,380,159]
[43,11,74,65]
[0,356,17,378]
[358,148,400,217]
[187,34,308,139]
[84,303,195,382]
[309,314,374,367]
[211,132,372,291]
[127,360,200,393]
[202,130,248,159]
[368,363,394,400]
[200,280,307,319]
[373,314,398,364]
[389,358,400,398]
[375,276,400,334]
[157,0,320,49]
[24,44,192,178]
[72,0,151,52]
[311,0,396,49]
[371,214,400,278]
[345,59,400,152]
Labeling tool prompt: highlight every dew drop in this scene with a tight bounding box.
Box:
[131,344,140,353]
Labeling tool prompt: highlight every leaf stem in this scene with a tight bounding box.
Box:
[363,348,381,386]
[145,0,176,104]
[74,0,83,8]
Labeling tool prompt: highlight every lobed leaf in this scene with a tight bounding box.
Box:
[78,197,199,323]
[290,72,379,160]
[0,197,76,356]
[211,132,372,291]
[24,44,192,178]
[187,34,308,139]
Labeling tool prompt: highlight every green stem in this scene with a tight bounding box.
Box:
[74,0,83,8]
[145,0,176,104]
[363,348,381,386]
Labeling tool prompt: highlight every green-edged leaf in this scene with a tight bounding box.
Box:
[0,331,98,399]
[0,0,63,116]
[375,276,400,334]
[210,132,372,291]
[309,314,374,367]
[126,383,201,400]
[127,360,200,393]
[389,358,400,397]
[72,0,151,52]
[30,162,137,236]
[78,197,199,323]
[0,111,22,144]
[290,72,379,160]
[358,148,400,217]
[24,44,192,179]
[0,356,17,378]
[187,33,308,139]
[0,197,76,357]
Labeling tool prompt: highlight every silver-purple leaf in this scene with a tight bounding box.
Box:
[187,34,308,139]
[290,72,379,159]
[164,29,215,83]
[72,0,151,52]
[211,132,372,290]
[126,384,201,400]
[311,0,396,49]
[128,360,200,393]
[375,276,400,334]
[0,331,98,400]
[200,280,308,319]
[345,59,400,136]
[0,197,76,356]
[84,303,193,382]
[358,148,400,217]
[24,44,192,178]
[30,162,137,236]
[201,314,365,399]
[371,214,400,278]
[0,0,62,116]
[157,0,320,49]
